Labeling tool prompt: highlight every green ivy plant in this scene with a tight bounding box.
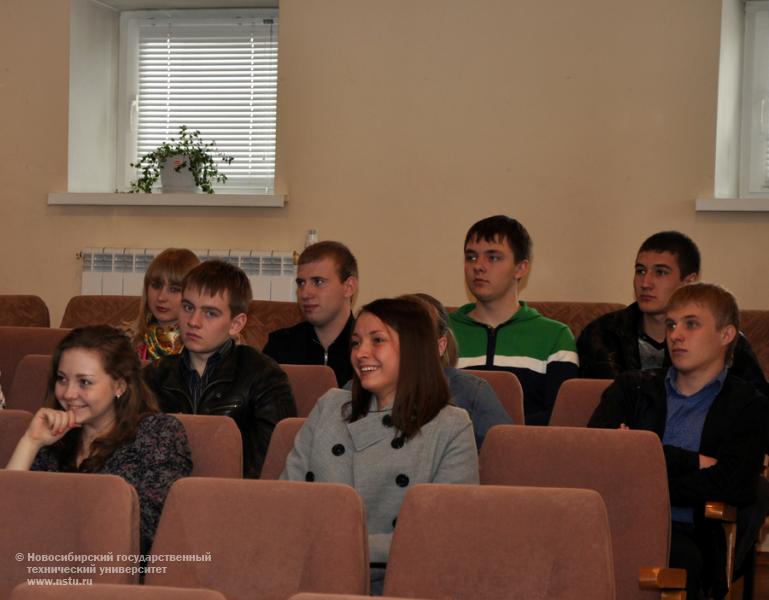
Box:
[129,126,234,193]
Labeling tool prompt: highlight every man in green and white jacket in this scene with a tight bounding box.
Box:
[449,215,578,425]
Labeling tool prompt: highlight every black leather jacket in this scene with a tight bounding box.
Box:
[577,303,769,398]
[144,344,297,478]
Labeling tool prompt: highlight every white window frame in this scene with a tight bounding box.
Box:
[740,1,769,197]
[115,8,278,194]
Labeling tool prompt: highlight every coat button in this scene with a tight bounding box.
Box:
[305,471,315,482]
[391,436,404,449]
[395,474,409,487]
[332,443,345,456]
[382,414,393,427]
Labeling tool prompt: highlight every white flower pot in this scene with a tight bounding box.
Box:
[160,155,199,193]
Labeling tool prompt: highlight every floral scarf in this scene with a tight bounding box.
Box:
[139,319,183,361]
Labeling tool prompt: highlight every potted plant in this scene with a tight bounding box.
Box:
[129,126,234,193]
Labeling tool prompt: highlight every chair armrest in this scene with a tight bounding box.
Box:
[639,567,686,599]
[705,501,737,522]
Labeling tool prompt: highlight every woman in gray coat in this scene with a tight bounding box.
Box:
[281,297,479,593]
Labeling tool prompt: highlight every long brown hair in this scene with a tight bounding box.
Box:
[46,325,159,472]
[347,298,450,440]
[128,248,200,346]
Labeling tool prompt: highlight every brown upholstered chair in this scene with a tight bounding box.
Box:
[260,417,306,480]
[146,478,369,600]
[281,364,338,417]
[291,596,425,600]
[528,300,625,339]
[243,300,303,349]
[465,369,524,424]
[548,378,613,426]
[480,425,683,599]
[0,409,33,467]
[7,354,51,413]
[0,470,140,598]
[11,583,227,600]
[740,310,769,378]
[383,484,615,600]
[59,295,141,329]
[0,295,50,327]
[0,327,69,391]
[172,414,243,478]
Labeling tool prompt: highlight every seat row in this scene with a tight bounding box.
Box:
[1,424,687,600]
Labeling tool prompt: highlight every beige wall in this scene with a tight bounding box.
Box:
[1,0,767,327]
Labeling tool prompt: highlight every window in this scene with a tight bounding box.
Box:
[741,1,769,197]
[116,9,278,193]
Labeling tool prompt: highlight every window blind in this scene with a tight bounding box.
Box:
[135,12,278,192]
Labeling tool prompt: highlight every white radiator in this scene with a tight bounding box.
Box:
[79,248,297,301]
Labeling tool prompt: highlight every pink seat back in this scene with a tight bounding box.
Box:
[384,484,615,600]
[548,378,613,426]
[260,417,306,480]
[172,414,243,478]
[466,370,524,424]
[281,365,338,417]
[480,425,670,600]
[0,327,68,391]
[0,470,140,599]
[7,354,51,413]
[0,409,33,467]
[11,583,227,600]
[146,478,369,600]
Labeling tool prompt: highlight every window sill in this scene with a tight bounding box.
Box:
[695,197,769,212]
[47,192,286,208]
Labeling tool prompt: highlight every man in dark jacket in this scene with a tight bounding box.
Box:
[144,260,296,478]
[577,231,768,397]
[263,241,358,386]
[589,283,769,599]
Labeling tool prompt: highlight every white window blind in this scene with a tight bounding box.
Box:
[119,10,278,193]
[742,2,769,195]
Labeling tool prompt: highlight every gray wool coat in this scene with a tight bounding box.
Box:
[281,388,479,563]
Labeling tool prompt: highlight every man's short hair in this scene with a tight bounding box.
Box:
[638,231,700,278]
[298,241,358,281]
[464,215,532,263]
[667,282,739,364]
[182,260,253,316]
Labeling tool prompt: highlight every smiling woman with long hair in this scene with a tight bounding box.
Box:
[281,297,478,593]
[6,325,192,554]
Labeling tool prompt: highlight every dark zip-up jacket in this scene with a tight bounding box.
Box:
[144,345,297,478]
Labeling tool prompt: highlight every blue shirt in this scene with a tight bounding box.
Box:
[663,367,727,523]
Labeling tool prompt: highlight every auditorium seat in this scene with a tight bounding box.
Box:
[260,417,305,480]
[281,364,338,417]
[243,300,302,349]
[0,471,140,598]
[146,478,369,599]
[0,295,50,327]
[465,369,524,424]
[172,414,242,478]
[548,378,613,426]
[7,354,51,413]
[480,425,683,599]
[11,583,227,600]
[383,484,615,600]
[0,327,68,394]
[0,409,33,467]
[59,295,140,329]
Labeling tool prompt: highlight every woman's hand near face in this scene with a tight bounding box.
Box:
[5,408,80,470]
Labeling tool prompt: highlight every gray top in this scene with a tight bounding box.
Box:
[281,388,479,563]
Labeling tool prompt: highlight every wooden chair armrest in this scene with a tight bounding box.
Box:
[705,501,737,522]
[639,567,687,599]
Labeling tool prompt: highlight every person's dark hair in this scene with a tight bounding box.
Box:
[128,248,200,346]
[667,282,740,366]
[401,293,459,368]
[299,241,358,282]
[45,325,159,472]
[182,259,253,317]
[347,298,450,440]
[638,231,700,278]
[464,215,532,263]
